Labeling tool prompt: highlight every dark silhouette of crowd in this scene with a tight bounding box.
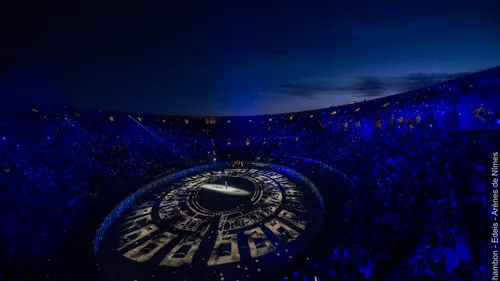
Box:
[269,129,496,281]
[0,67,499,281]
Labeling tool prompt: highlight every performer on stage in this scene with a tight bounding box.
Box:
[225,181,228,189]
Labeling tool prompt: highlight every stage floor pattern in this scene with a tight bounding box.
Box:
[96,165,323,281]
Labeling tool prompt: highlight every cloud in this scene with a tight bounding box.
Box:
[277,71,471,99]
[334,77,389,97]
[278,81,336,99]
[394,72,471,85]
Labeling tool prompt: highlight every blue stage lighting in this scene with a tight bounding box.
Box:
[2,137,5,141]
[497,119,500,124]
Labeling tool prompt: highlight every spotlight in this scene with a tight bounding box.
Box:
[2,137,5,141]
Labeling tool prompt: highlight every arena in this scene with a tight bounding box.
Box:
[95,163,323,281]
[2,15,500,279]
[1,66,499,280]
[1,65,500,281]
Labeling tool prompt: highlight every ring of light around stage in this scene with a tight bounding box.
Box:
[95,162,324,281]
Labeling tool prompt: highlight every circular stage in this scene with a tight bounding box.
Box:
[95,163,323,281]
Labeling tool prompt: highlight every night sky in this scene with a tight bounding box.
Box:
[1,1,499,116]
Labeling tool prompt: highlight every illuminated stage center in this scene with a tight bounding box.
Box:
[95,163,323,281]
[196,178,255,211]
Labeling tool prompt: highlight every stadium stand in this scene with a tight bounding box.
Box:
[1,66,499,280]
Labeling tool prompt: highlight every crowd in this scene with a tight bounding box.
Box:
[271,128,495,281]
[0,107,210,279]
[0,68,498,281]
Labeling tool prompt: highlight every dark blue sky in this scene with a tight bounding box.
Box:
[2,1,500,116]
